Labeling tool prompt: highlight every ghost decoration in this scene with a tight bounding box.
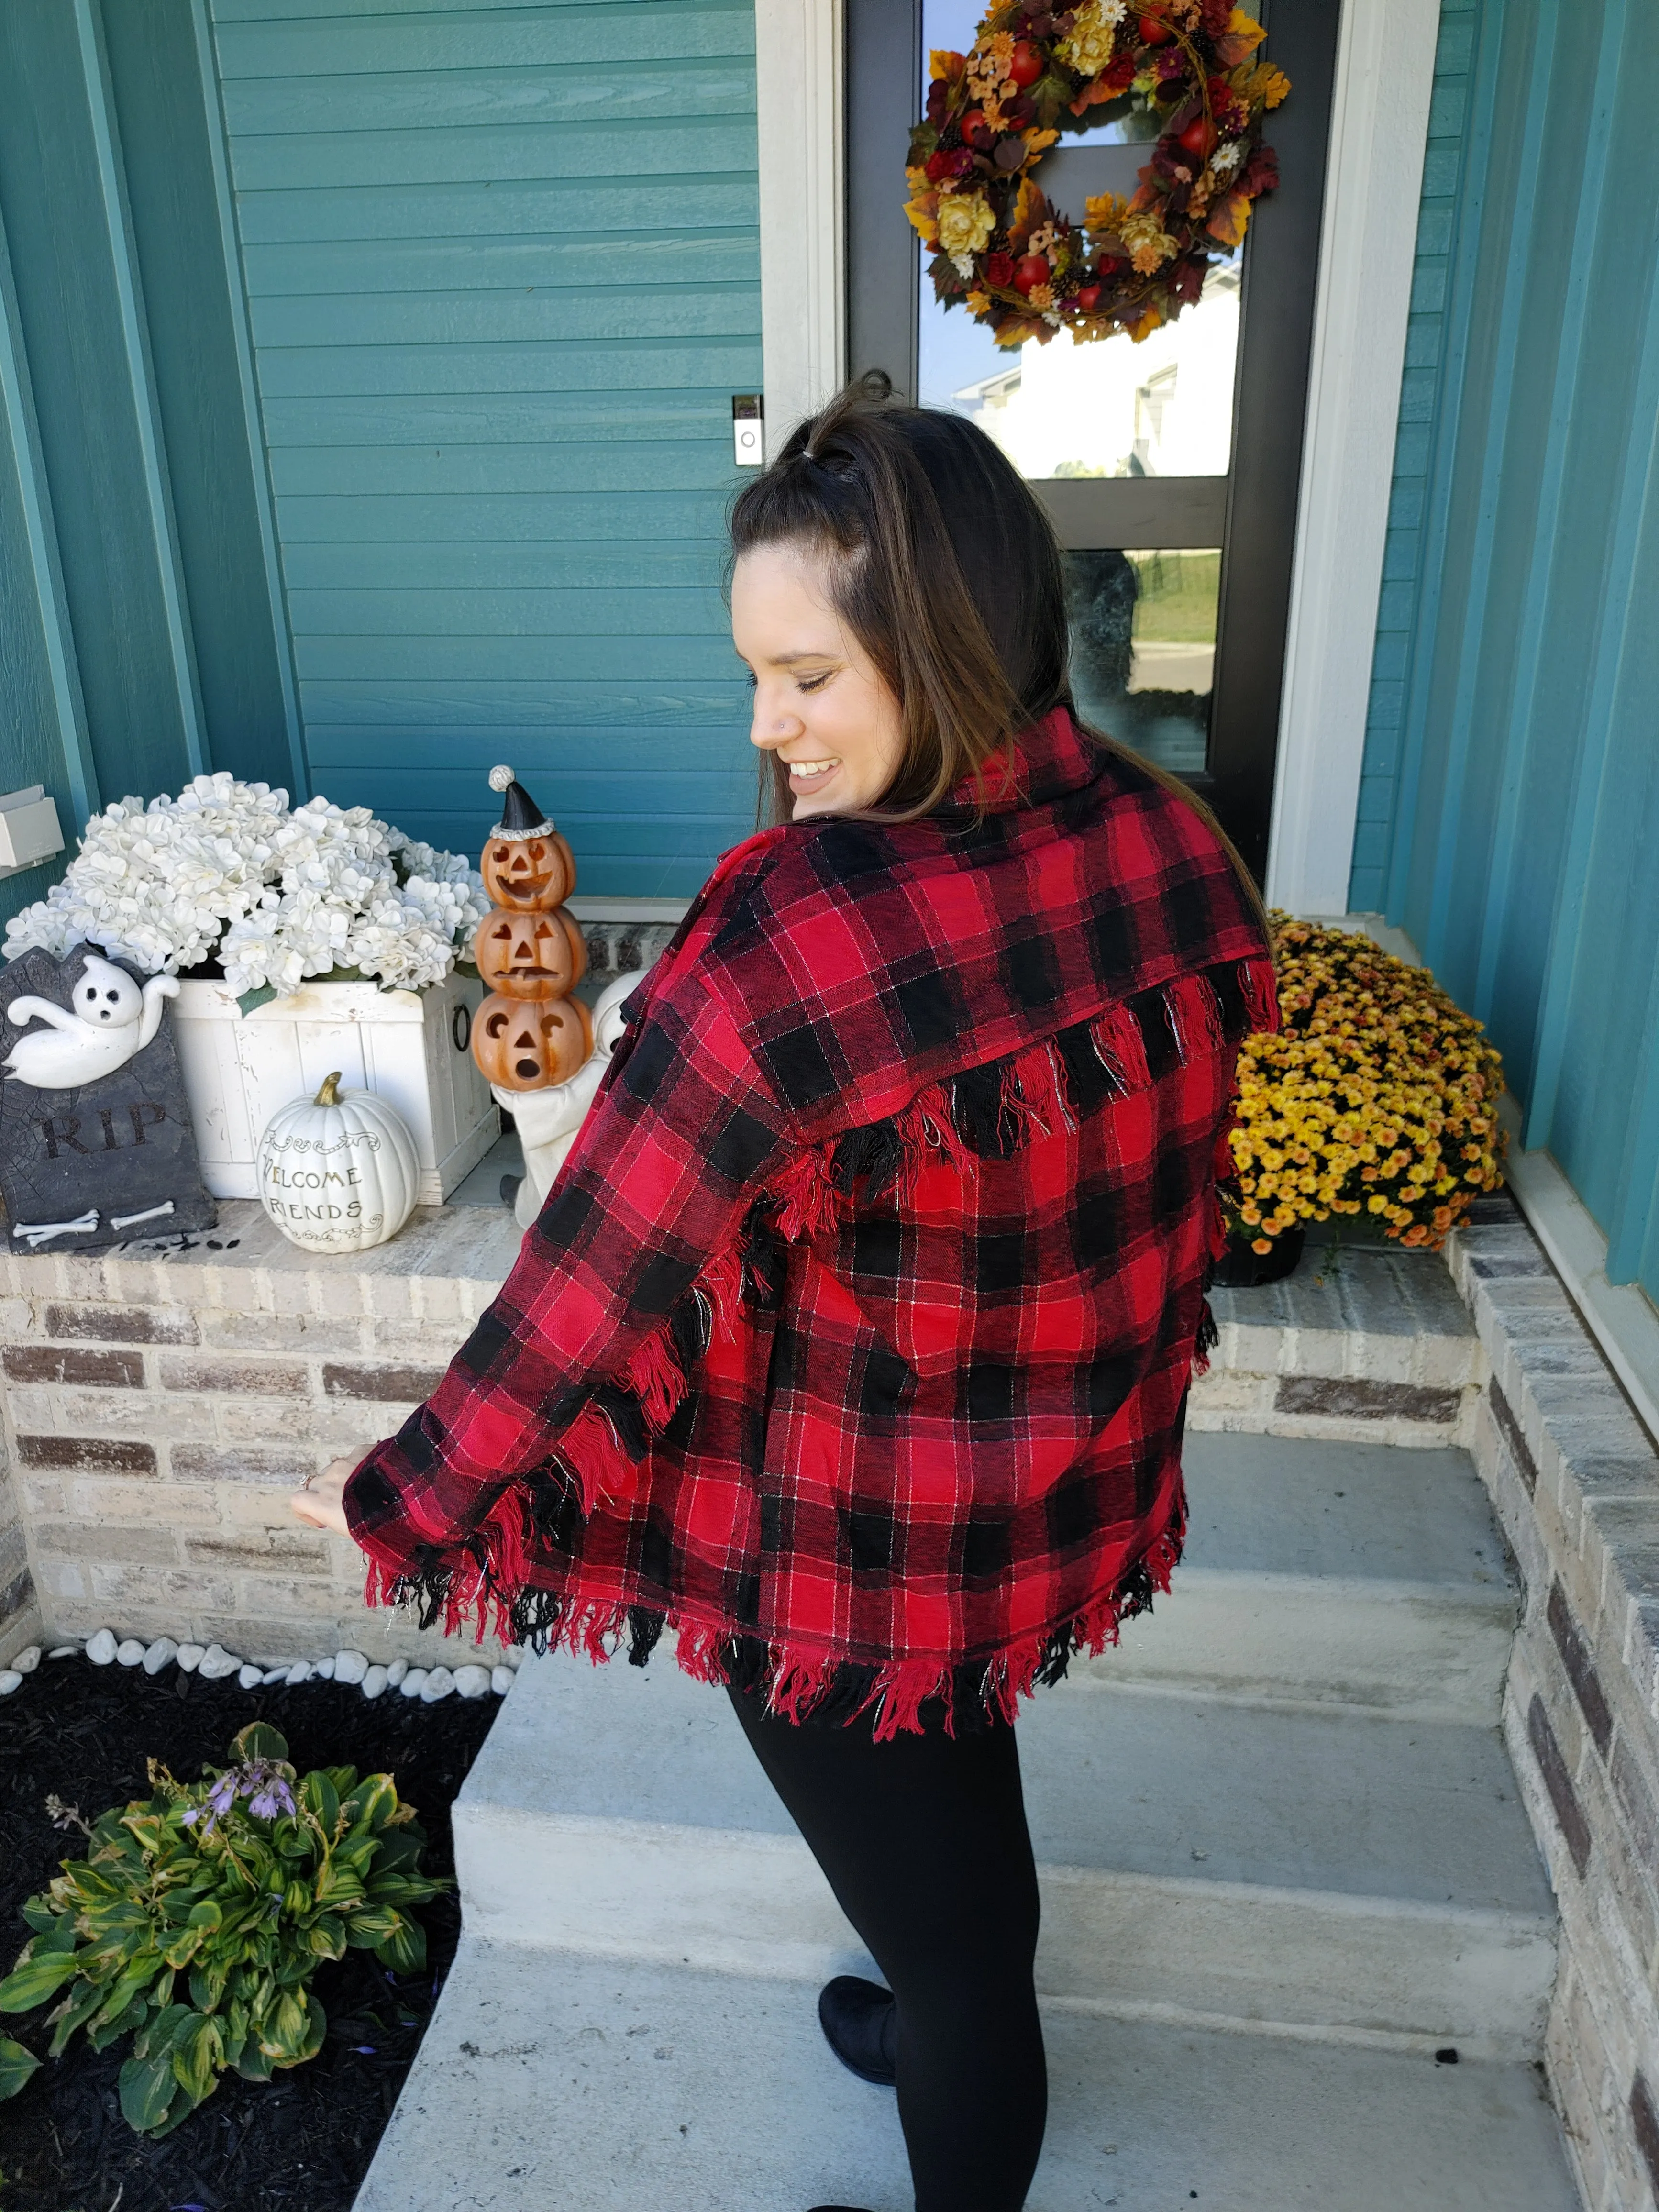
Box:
[498,968,649,1230]
[0,945,216,1251]
[4,954,179,1090]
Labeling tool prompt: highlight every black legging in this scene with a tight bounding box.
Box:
[729,1688,1047,2212]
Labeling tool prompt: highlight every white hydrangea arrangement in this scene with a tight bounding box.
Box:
[2,775,488,999]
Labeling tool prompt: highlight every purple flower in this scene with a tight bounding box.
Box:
[247,1778,296,1822]
[188,1758,296,1835]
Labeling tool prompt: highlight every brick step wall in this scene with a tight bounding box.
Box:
[2,1200,1482,1668]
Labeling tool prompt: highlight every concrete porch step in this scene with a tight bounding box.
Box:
[454,1647,1554,2055]
[1095,1431,1517,1720]
[354,1940,1580,2212]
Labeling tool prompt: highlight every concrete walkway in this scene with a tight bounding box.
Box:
[356,1256,1582,2211]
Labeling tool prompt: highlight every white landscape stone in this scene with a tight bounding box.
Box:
[399,1667,430,1699]
[361,1664,390,1699]
[13,1645,41,1675]
[386,1658,409,1686]
[115,1638,145,1667]
[285,1660,314,1685]
[238,1663,264,1689]
[420,1666,455,1703]
[313,1656,335,1679]
[491,1666,515,1696]
[262,1665,290,1685]
[334,1648,369,1685]
[198,1642,237,1679]
[87,1628,118,1665]
[0,1670,22,1697]
[454,1665,492,1700]
[143,1637,179,1675]
[47,1645,78,1660]
[176,1643,205,1672]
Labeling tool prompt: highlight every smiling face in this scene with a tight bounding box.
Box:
[731,543,906,819]
[480,830,575,912]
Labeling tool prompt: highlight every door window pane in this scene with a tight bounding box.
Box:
[918,0,1241,479]
[1066,548,1220,778]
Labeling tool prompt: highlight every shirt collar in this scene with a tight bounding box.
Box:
[939,705,1101,818]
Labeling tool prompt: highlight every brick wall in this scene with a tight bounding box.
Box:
[1449,1213,1659,2212]
[0,1202,523,1666]
[0,1420,42,1668]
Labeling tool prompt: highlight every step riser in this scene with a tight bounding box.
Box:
[1084,1570,1515,1721]
[453,1806,1555,2057]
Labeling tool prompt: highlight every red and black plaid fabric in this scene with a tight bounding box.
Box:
[345,708,1277,1734]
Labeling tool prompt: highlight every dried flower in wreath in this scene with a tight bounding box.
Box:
[906,2,1290,349]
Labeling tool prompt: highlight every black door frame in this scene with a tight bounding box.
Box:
[844,0,1340,881]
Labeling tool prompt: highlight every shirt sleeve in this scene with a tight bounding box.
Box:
[342,965,788,1588]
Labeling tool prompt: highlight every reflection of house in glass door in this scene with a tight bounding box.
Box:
[846,0,1339,878]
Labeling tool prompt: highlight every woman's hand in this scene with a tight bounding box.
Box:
[289,1455,360,1539]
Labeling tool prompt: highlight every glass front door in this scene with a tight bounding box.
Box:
[845,0,1339,878]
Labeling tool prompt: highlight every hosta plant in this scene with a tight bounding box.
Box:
[0,1723,447,2138]
[1227,917,1507,1253]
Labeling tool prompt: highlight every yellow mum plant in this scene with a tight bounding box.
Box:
[1227,918,1507,1255]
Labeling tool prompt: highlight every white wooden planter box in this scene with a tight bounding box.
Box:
[172,970,497,1206]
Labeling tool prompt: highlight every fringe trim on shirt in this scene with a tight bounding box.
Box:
[363,955,1272,1664]
[371,1488,1186,1739]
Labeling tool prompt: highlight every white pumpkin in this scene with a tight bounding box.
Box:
[256,1071,420,1252]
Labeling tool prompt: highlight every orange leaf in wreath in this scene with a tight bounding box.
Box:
[905,188,942,245]
[1083,190,1130,238]
[1215,9,1268,66]
[1206,189,1251,248]
[929,46,965,81]
[1004,175,1047,252]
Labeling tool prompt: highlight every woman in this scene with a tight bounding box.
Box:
[294,379,1276,2212]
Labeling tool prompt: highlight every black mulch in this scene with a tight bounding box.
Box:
[0,1654,499,2211]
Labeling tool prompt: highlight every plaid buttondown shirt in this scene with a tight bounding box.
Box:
[346,709,1277,1734]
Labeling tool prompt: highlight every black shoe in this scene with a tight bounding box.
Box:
[818,1974,897,2087]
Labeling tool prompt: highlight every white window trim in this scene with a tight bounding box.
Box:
[755,0,846,453]
[1266,0,1442,913]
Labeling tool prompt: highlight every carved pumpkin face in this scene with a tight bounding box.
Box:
[472,992,593,1091]
[473,907,587,1000]
[480,831,575,912]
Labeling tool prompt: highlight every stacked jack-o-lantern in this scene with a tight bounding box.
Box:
[469,766,594,1094]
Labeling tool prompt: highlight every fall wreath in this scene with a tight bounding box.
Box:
[906,2,1290,349]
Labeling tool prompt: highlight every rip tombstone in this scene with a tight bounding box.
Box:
[0,945,216,1251]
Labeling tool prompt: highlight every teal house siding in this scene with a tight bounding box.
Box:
[0,0,299,934]
[1351,0,1659,1301]
[206,0,763,894]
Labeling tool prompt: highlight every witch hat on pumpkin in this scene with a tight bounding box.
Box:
[488,763,554,841]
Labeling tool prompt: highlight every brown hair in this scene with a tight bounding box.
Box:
[729,374,1267,933]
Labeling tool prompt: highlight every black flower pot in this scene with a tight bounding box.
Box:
[1211,1225,1306,1289]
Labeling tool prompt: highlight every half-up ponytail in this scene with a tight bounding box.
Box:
[730,376,1265,934]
